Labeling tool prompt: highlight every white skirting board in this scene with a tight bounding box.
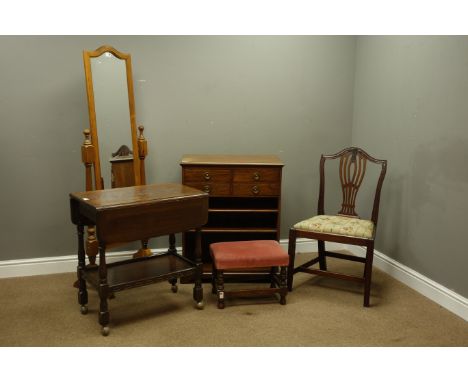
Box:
[346,244,468,322]
[0,238,324,279]
[0,251,134,279]
[0,239,466,321]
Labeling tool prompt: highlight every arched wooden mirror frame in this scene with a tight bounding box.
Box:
[82,45,143,190]
[79,46,150,270]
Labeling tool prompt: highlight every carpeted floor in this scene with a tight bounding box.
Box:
[0,254,467,346]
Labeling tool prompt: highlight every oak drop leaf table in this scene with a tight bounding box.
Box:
[69,183,208,336]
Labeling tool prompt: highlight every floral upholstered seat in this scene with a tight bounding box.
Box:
[293,215,374,239]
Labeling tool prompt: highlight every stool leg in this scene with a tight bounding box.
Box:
[216,270,225,309]
[211,265,217,295]
[269,266,278,288]
[279,266,287,305]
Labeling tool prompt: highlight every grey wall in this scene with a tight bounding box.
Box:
[352,36,468,297]
[0,36,355,259]
[1,35,466,299]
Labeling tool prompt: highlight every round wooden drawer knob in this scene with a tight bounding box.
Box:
[203,185,211,194]
[204,172,211,180]
[253,172,260,181]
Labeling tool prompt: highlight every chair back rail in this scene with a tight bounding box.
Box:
[317,147,387,227]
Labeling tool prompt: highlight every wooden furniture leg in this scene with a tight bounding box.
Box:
[318,240,327,271]
[73,226,97,289]
[167,234,179,292]
[72,129,98,289]
[279,266,287,305]
[363,243,374,307]
[287,229,297,292]
[85,226,98,266]
[98,243,110,336]
[211,265,217,295]
[77,224,88,314]
[168,233,177,254]
[216,270,225,309]
[269,266,278,288]
[192,229,204,309]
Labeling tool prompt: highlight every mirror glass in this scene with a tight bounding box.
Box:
[90,52,133,189]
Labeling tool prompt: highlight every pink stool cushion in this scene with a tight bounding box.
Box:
[210,240,289,270]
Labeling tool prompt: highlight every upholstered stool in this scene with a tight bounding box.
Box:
[209,240,289,309]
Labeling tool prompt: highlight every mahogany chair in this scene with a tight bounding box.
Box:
[287,147,387,307]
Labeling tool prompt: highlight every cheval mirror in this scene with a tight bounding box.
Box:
[81,45,151,264]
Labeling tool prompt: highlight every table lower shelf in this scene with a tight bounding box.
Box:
[83,253,198,292]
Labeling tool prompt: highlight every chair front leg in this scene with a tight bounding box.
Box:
[363,243,375,307]
[318,240,327,270]
[287,229,297,292]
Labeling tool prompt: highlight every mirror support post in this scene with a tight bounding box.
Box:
[81,129,98,267]
[137,125,148,185]
[134,125,152,258]
[81,129,94,192]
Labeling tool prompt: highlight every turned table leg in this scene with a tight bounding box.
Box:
[192,228,204,309]
[73,225,98,289]
[168,233,178,292]
[98,242,110,336]
[77,224,88,314]
[168,233,177,255]
[86,226,98,266]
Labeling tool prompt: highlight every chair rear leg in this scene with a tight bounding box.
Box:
[318,240,327,270]
[287,229,297,292]
[279,266,287,305]
[363,243,374,307]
